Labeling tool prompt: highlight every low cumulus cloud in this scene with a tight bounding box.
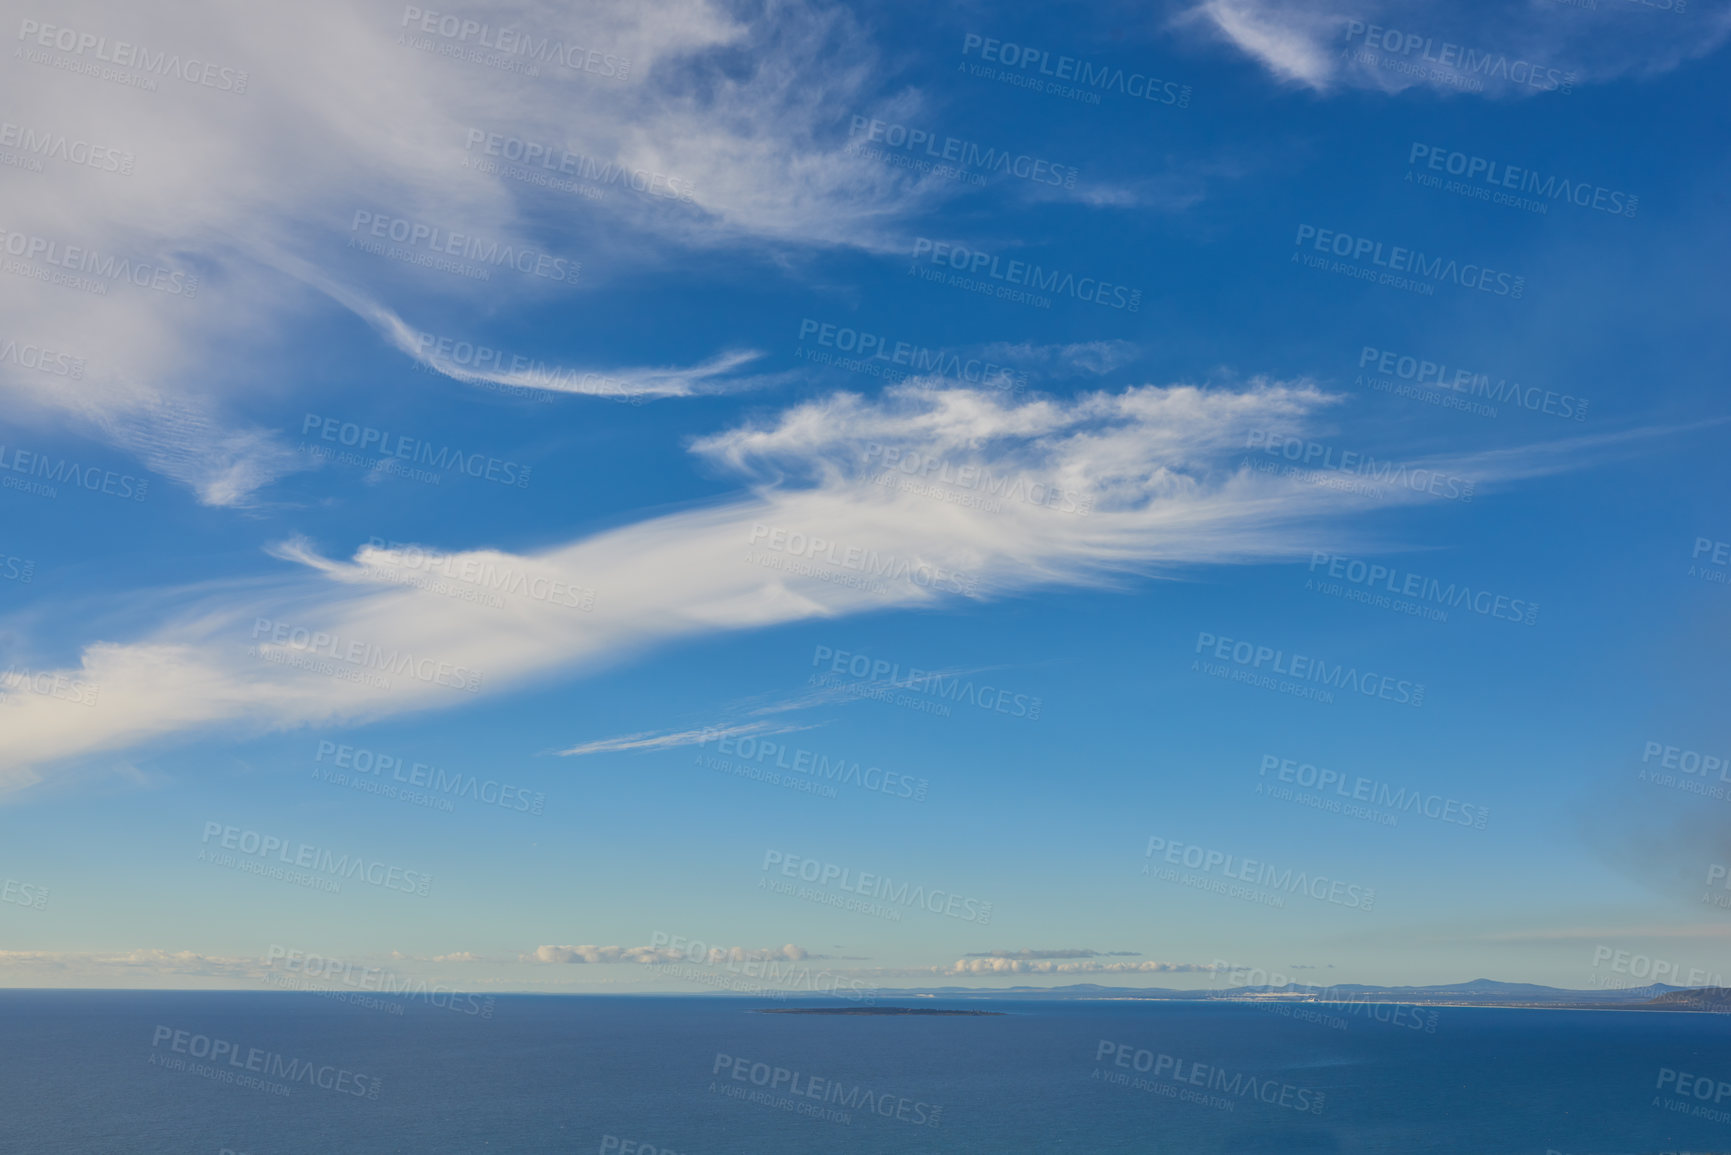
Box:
[964,949,1142,960]
[524,942,819,964]
[0,948,256,977]
[951,957,1216,974]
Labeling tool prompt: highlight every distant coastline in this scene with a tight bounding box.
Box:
[755,1006,1004,1016]
[723,981,1731,1013]
[3,984,1726,1011]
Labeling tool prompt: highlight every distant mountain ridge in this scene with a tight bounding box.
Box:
[783,980,1708,1008]
[1646,986,1731,1010]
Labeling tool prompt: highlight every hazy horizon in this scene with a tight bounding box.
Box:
[3,0,1728,1010]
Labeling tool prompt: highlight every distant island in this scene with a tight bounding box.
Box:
[755,1006,1005,1016]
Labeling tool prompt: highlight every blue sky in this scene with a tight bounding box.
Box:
[2,0,1729,996]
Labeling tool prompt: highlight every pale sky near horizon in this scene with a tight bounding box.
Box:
[2,0,1728,996]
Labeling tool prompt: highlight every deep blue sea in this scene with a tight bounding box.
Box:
[1,992,1726,1153]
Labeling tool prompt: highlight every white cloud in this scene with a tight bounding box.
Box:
[978,340,1142,380]
[1185,0,1343,88]
[0,378,1612,792]
[524,942,818,964]
[269,259,775,402]
[1181,0,1731,95]
[0,0,967,505]
[964,948,1141,960]
[951,957,1216,974]
[1472,924,1731,942]
[558,719,815,757]
[0,948,258,978]
[0,946,506,988]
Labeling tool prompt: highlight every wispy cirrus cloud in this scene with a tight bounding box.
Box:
[0,378,1636,794]
[0,0,978,505]
[1182,0,1344,88]
[1179,0,1731,95]
[1469,924,1731,943]
[557,720,815,758]
[264,257,776,403]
